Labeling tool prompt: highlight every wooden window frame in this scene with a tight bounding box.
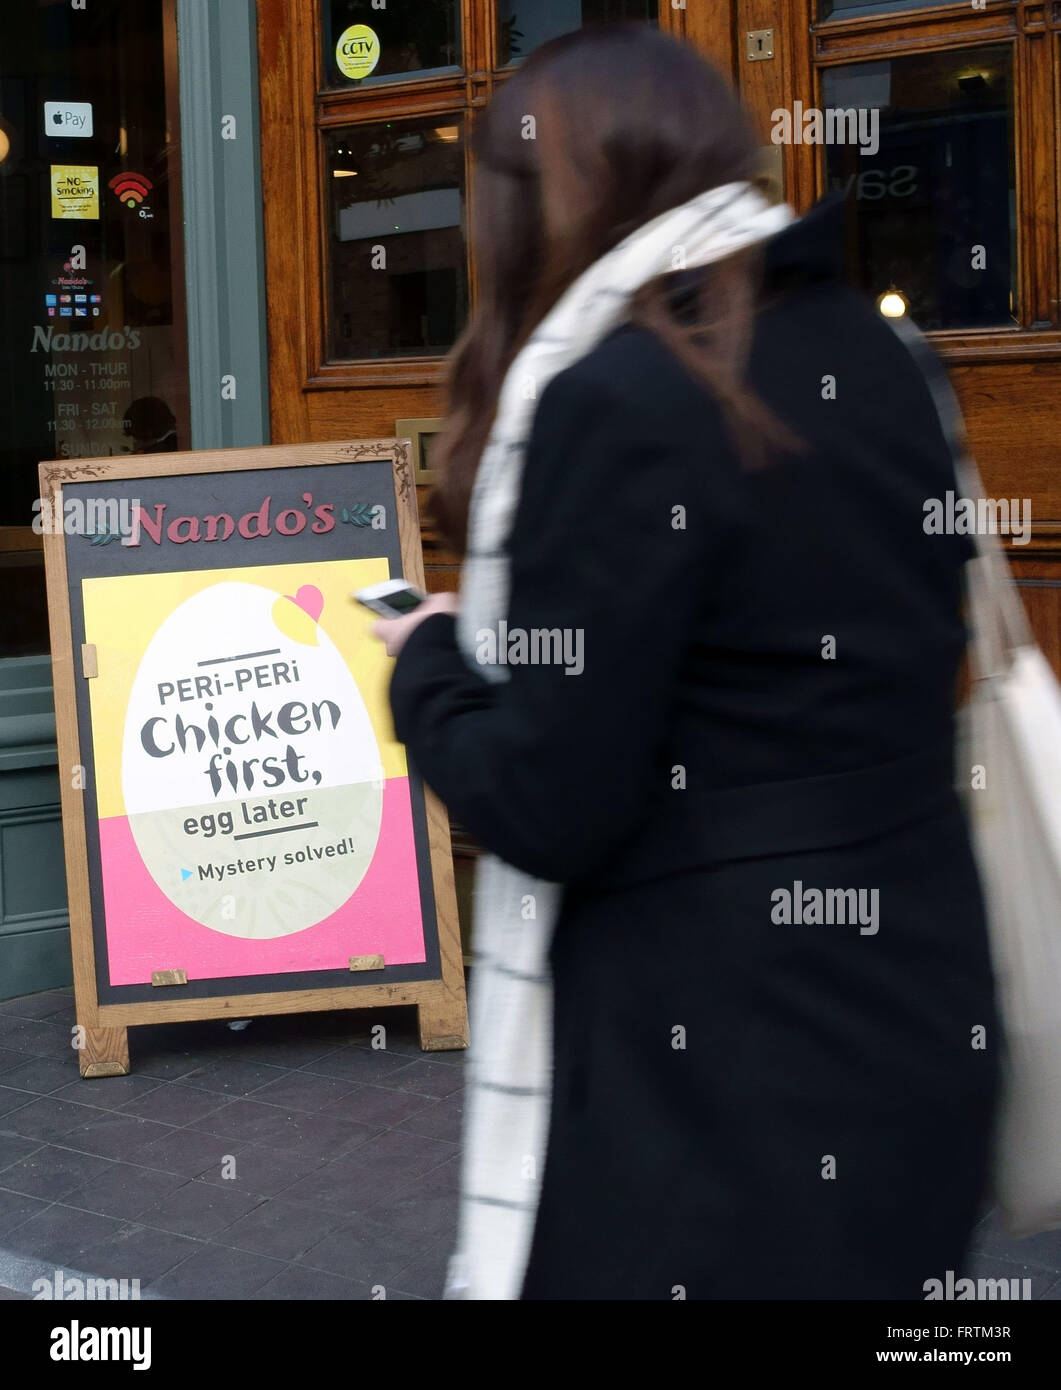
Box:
[261,1,683,396]
[776,0,1061,363]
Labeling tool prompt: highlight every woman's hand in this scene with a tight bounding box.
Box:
[372,590,460,658]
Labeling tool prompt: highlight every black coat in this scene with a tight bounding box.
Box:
[389,199,998,1300]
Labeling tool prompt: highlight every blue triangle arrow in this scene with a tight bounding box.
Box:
[180,868,193,881]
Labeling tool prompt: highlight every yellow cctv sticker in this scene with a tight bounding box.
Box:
[335,24,380,81]
[51,165,100,220]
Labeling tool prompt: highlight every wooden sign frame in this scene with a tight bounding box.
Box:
[40,439,467,1077]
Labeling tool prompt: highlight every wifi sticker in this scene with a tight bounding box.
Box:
[108,171,154,214]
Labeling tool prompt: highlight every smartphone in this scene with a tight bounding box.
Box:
[354,579,427,618]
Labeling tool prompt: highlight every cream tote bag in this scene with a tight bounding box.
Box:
[894,316,1061,1236]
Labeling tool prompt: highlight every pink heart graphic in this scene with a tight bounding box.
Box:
[285,584,323,624]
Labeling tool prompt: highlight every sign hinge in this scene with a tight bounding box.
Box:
[81,643,98,678]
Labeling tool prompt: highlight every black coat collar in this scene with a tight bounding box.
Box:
[763,192,846,284]
[662,192,846,314]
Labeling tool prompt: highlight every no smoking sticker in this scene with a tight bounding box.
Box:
[51,165,99,220]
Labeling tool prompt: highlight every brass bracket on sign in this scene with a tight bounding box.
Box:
[422,1035,467,1052]
[151,969,188,986]
[83,1062,127,1078]
[349,954,385,972]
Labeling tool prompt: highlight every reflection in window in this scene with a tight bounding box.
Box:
[822,48,1016,331]
[819,0,959,19]
[323,1,460,87]
[497,2,657,67]
[326,120,467,360]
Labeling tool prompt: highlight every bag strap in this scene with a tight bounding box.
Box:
[887,314,1032,681]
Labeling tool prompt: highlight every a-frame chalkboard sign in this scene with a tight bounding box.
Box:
[39,440,467,1076]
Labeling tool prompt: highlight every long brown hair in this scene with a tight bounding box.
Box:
[431,24,791,553]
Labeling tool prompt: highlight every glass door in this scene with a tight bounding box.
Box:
[0,0,188,657]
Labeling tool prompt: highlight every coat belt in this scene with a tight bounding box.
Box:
[591,739,958,891]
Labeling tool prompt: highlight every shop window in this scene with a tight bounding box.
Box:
[497,1,658,67]
[326,119,467,360]
[822,45,1016,331]
[323,1,461,88]
[0,0,187,659]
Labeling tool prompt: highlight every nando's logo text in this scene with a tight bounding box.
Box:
[32,325,142,353]
[125,494,387,547]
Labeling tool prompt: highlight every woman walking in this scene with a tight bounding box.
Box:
[375,25,998,1300]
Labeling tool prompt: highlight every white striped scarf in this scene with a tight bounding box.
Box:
[445,181,795,1300]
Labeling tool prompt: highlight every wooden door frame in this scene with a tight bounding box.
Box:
[257,0,491,445]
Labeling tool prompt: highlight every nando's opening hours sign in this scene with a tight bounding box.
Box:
[40,441,467,1077]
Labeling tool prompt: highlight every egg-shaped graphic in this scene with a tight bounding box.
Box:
[121,580,383,939]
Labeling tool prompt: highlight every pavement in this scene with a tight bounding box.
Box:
[0,990,461,1299]
[1,986,1061,1300]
